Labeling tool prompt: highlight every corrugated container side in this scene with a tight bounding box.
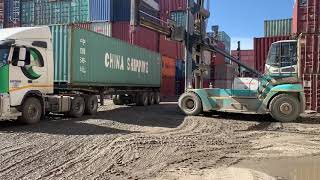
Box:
[50,25,71,82]
[71,23,91,30]
[175,59,185,81]
[231,50,255,69]
[21,0,89,26]
[264,18,292,37]
[299,34,320,74]
[170,10,186,27]
[70,28,161,87]
[213,64,235,81]
[212,42,226,65]
[292,0,320,34]
[112,22,159,52]
[160,0,187,19]
[161,56,176,97]
[254,36,291,73]
[90,0,113,22]
[159,35,184,59]
[90,22,112,36]
[0,0,4,24]
[303,74,320,112]
[4,0,20,28]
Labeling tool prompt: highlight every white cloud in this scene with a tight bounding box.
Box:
[231,37,254,50]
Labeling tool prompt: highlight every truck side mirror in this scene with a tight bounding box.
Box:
[19,48,27,61]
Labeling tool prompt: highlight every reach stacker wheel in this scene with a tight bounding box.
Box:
[270,94,301,122]
[178,92,203,116]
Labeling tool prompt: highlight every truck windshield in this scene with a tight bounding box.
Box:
[0,46,10,68]
[266,42,297,67]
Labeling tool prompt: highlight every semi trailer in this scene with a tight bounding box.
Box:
[179,39,307,122]
[0,26,161,124]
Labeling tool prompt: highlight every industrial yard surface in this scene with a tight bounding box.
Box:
[0,101,319,180]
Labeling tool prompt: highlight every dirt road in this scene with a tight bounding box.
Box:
[0,101,320,180]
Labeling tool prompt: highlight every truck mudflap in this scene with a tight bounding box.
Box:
[0,94,21,120]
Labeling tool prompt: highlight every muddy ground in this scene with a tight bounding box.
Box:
[0,101,320,180]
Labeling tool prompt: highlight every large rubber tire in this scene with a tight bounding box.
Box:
[113,95,124,105]
[178,92,202,116]
[136,92,149,106]
[68,96,85,118]
[19,97,42,124]
[154,92,161,104]
[270,94,301,122]
[85,95,98,115]
[148,92,155,105]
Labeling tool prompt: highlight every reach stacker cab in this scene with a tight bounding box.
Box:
[179,40,306,122]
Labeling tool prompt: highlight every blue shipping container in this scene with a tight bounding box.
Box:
[175,59,185,81]
[90,0,113,22]
[4,0,20,27]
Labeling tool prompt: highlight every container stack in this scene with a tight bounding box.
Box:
[293,0,320,112]
[0,0,3,28]
[159,0,185,97]
[254,18,292,73]
[3,0,20,28]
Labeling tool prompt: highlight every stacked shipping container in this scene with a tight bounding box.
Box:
[254,36,291,73]
[0,0,3,28]
[264,18,292,37]
[231,50,255,69]
[293,0,320,112]
[4,0,20,28]
[161,56,176,98]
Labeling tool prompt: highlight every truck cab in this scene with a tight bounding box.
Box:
[178,39,305,122]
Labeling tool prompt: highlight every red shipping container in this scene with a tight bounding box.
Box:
[231,50,255,69]
[292,0,320,34]
[303,74,320,112]
[254,36,291,73]
[159,0,187,19]
[112,22,159,52]
[299,34,320,74]
[161,56,176,97]
[212,42,226,65]
[159,35,184,59]
[71,23,91,31]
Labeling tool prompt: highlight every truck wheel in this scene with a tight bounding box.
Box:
[270,94,301,122]
[178,92,202,116]
[137,93,148,106]
[19,97,42,124]
[148,92,155,105]
[154,92,161,104]
[113,95,124,105]
[69,96,85,118]
[85,95,98,115]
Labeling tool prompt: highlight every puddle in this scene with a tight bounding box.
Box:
[236,156,320,180]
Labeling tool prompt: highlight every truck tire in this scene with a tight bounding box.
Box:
[85,95,98,115]
[137,93,149,106]
[148,92,155,105]
[113,95,124,105]
[68,96,85,118]
[154,92,161,104]
[19,97,42,124]
[178,92,202,116]
[270,94,301,122]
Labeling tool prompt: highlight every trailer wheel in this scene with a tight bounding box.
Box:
[19,97,42,124]
[154,92,161,104]
[178,92,202,116]
[113,95,124,105]
[137,93,149,106]
[270,94,301,122]
[68,96,85,118]
[85,95,98,115]
[148,92,155,105]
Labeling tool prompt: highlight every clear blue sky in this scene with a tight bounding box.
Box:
[207,0,294,50]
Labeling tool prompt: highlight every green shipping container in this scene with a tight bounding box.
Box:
[21,0,89,26]
[264,18,292,37]
[52,27,161,87]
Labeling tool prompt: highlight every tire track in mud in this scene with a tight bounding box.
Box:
[0,102,271,180]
